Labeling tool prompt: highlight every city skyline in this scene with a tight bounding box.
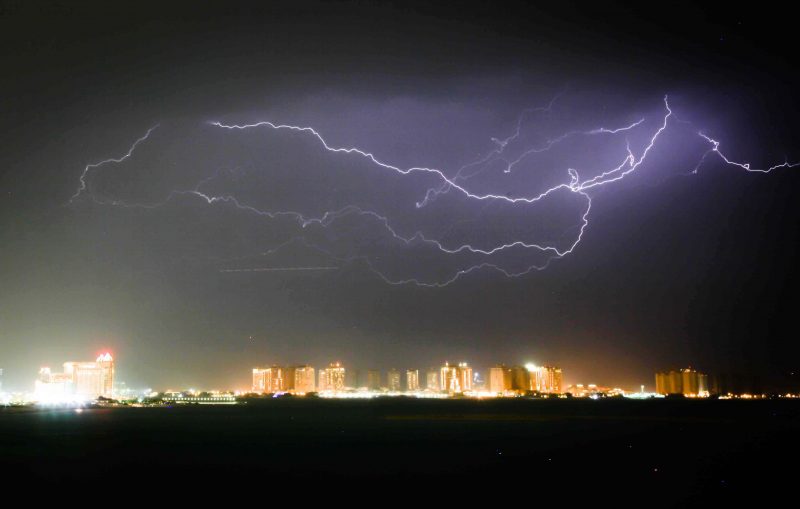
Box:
[13,347,770,401]
[2,346,739,398]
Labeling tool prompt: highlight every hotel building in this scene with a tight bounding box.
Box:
[655,368,708,396]
[440,362,473,393]
[406,369,419,392]
[318,362,346,392]
[35,352,115,400]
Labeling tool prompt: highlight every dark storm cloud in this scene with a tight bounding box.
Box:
[1,1,798,391]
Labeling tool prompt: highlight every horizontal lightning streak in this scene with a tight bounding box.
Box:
[71,94,796,286]
[696,133,800,174]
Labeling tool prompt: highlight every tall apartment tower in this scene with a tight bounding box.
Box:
[406,369,420,392]
[319,362,346,392]
[252,368,269,393]
[387,369,401,391]
[655,368,708,396]
[251,366,284,393]
[489,365,513,393]
[440,362,473,393]
[293,365,316,394]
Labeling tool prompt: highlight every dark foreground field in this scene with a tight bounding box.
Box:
[1,398,797,504]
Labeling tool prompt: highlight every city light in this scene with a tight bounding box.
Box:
[5,352,795,406]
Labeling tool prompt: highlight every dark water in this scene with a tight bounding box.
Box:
[1,398,797,504]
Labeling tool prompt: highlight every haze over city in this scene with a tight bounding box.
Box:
[1,1,798,394]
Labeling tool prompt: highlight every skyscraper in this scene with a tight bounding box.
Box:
[293,365,316,394]
[268,366,285,392]
[406,369,419,392]
[251,366,285,393]
[35,352,115,401]
[387,369,401,391]
[526,364,563,394]
[440,362,472,393]
[489,365,512,393]
[539,365,562,394]
[252,368,269,393]
[459,363,473,392]
[655,368,708,396]
[96,353,114,398]
[319,362,346,392]
[62,353,115,399]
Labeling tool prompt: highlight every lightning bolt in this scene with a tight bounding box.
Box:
[696,133,800,174]
[71,125,160,203]
[71,95,795,286]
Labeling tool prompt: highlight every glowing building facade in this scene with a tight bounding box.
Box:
[252,368,268,393]
[254,365,316,394]
[293,365,316,394]
[35,352,115,401]
[489,365,513,393]
[440,362,472,393]
[318,362,346,392]
[406,369,419,392]
[655,368,708,396]
[525,364,562,394]
[387,369,401,391]
[252,366,286,393]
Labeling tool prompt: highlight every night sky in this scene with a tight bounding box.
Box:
[1,1,798,391]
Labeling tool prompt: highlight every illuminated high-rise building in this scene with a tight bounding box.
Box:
[35,352,115,401]
[458,363,473,392]
[440,363,458,393]
[489,365,513,393]
[268,366,285,392]
[655,368,708,396]
[63,361,104,398]
[525,364,562,394]
[426,370,439,391]
[440,362,473,393]
[387,369,401,391]
[655,370,679,394]
[96,353,114,397]
[62,352,115,399]
[293,365,316,394]
[252,368,269,393]
[254,365,315,393]
[319,362,346,392]
[406,369,419,392]
[251,366,285,393]
[539,365,562,394]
